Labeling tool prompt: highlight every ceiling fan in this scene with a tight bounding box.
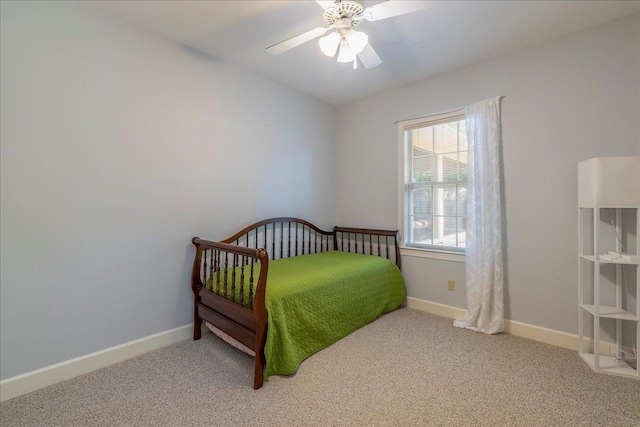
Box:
[266,1,437,69]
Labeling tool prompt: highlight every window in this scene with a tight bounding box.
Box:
[398,111,467,253]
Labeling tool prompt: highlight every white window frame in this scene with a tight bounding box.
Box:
[397,109,466,263]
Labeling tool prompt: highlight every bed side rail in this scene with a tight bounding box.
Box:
[333,226,402,271]
[220,217,335,261]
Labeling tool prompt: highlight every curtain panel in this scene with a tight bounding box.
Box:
[454,96,505,335]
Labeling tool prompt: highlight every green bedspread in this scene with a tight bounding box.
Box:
[264,251,405,379]
[207,250,406,379]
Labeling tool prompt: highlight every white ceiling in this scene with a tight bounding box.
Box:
[88,1,639,105]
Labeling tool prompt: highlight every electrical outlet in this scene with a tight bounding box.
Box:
[447,280,455,291]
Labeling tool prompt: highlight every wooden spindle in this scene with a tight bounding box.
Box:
[272,223,275,260]
[341,232,344,251]
[302,226,306,255]
[209,249,215,284]
[263,225,267,251]
[254,229,258,249]
[249,258,254,309]
[211,249,215,282]
[279,222,283,259]
[288,222,291,258]
[213,250,217,282]
[245,233,249,248]
[231,253,237,301]
[308,227,311,254]
[223,252,229,297]
[239,256,245,307]
[386,237,389,259]
[377,235,381,256]
[210,250,214,281]
[295,223,299,256]
[215,251,221,294]
[348,233,351,252]
[356,234,359,253]
[203,249,209,285]
[369,234,372,255]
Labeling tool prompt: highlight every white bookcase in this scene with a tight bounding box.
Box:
[578,156,639,379]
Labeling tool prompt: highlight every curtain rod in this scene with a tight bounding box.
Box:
[393,106,465,125]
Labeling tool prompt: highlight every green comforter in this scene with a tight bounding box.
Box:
[264,251,405,379]
[208,251,406,379]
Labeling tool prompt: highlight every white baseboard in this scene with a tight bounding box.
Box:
[406,297,467,320]
[406,297,618,355]
[0,324,192,403]
[1,300,626,402]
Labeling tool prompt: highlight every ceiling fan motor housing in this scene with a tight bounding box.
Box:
[323,1,365,27]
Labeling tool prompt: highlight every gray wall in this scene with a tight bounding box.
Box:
[0,1,336,380]
[335,14,640,335]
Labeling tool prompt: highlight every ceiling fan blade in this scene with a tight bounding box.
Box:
[364,1,437,22]
[357,43,382,69]
[315,1,337,10]
[266,27,332,55]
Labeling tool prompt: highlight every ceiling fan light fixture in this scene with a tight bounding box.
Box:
[337,40,356,63]
[345,30,368,55]
[318,31,341,57]
[268,0,438,69]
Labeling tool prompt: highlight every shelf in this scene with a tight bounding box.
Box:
[577,199,640,381]
[579,255,639,265]
[580,304,639,321]
[579,353,638,379]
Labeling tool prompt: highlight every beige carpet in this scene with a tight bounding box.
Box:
[1,308,639,426]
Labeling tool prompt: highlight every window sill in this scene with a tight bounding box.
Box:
[400,247,465,263]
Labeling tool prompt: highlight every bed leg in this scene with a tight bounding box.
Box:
[194,319,202,340]
[253,325,267,389]
[194,304,202,341]
[253,352,265,389]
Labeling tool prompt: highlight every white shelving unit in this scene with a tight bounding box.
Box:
[578,156,639,379]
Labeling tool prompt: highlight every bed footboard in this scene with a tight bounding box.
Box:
[191,238,269,389]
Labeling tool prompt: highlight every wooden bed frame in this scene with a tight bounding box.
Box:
[191,217,401,389]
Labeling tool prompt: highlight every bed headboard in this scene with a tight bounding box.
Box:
[221,217,335,262]
[214,217,401,270]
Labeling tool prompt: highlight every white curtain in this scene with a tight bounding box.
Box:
[453,96,505,335]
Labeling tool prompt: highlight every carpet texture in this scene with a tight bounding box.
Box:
[1,308,639,426]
